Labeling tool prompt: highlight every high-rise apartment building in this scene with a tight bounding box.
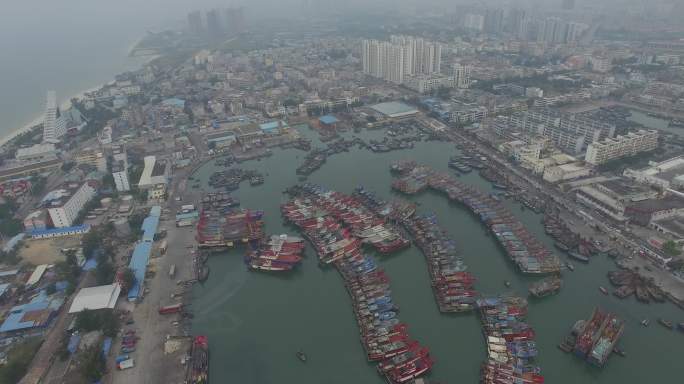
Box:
[187,11,204,35]
[362,37,441,84]
[451,64,471,89]
[43,91,67,142]
[206,9,223,40]
[464,14,485,32]
[484,8,505,35]
[585,130,659,165]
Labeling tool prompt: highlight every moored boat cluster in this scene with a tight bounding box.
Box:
[196,208,265,249]
[281,186,433,383]
[477,297,545,384]
[245,234,305,271]
[391,164,561,274]
[403,213,478,313]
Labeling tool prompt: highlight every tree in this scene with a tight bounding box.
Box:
[81,229,103,259]
[0,339,43,384]
[120,268,136,292]
[77,345,106,382]
[662,240,681,257]
[95,256,115,285]
[45,282,57,295]
[30,175,47,196]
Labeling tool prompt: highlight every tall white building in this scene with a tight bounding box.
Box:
[43,91,67,142]
[451,64,471,89]
[464,14,485,31]
[112,160,131,192]
[46,182,97,228]
[362,37,441,84]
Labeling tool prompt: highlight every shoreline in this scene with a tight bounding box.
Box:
[0,37,157,148]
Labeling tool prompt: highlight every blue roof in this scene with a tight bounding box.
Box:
[162,98,186,109]
[127,242,152,301]
[141,206,161,242]
[68,333,81,354]
[30,225,91,237]
[102,337,112,356]
[82,258,98,271]
[176,211,199,221]
[319,115,338,125]
[0,295,64,332]
[0,283,10,297]
[3,233,25,253]
[259,121,286,132]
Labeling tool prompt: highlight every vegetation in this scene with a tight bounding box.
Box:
[662,240,681,257]
[75,309,120,337]
[0,338,43,384]
[55,250,81,294]
[95,254,115,285]
[76,344,106,382]
[30,175,47,196]
[119,267,135,293]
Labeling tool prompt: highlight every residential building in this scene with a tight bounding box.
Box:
[404,75,455,94]
[484,8,505,35]
[43,91,67,142]
[112,160,130,192]
[44,182,98,228]
[15,143,57,162]
[362,37,442,84]
[23,210,48,231]
[464,14,485,32]
[451,64,471,89]
[585,130,659,165]
[187,10,203,35]
[625,195,684,226]
[74,149,107,172]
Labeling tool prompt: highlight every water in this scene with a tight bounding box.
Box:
[0,1,189,141]
[628,110,681,135]
[191,126,684,383]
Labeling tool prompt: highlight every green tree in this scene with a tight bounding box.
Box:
[662,240,681,257]
[120,268,136,292]
[0,338,42,384]
[95,256,115,285]
[77,344,106,382]
[30,175,47,196]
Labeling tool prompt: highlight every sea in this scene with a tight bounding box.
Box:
[191,126,684,384]
[0,1,189,144]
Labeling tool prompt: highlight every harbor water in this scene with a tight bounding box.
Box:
[191,126,684,383]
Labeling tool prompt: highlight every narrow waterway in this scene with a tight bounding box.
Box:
[191,125,684,383]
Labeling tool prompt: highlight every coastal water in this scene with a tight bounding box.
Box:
[0,1,183,142]
[191,126,684,384]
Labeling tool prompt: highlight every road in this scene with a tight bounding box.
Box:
[440,121,684,306]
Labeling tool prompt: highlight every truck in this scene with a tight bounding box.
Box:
[158,303,183,315]
[169,264,176,278]
[117,359,135,370]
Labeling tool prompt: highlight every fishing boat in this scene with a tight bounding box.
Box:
[568,251,589,263]
[613,347,626,357]
[529,276,562,298]
[641,319,650,327]
[566,262,575,271]
[599,286,608,295]
[658,318,674,330]
[296,350,307,362]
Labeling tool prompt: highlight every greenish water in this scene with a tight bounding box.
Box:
[191,126,684,383]
[628,110,680,135]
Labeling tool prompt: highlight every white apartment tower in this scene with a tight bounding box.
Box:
[362,36,442,84]
[43,91,67,142]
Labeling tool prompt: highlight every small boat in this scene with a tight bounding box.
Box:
[504,280,511,288]
[566,262,575,272]
[599,286,608,295]
[613,347,626,357]
[568,251,589,263]
[658,318,674,330]
[677,322,684,332]
[296,350,307,362]
[641,319,650,327]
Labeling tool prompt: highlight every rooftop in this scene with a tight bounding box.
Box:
[0,293,64,333]
[370,102,419,118]
[68,284,121,313]
[319,115,339,125]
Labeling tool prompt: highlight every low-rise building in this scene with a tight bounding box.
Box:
[543,162,592,183]
[15,144,57,162]
[625,195,684,226]
[624,156,684,189]
[576,180,658,222]
[585,130,659,165]
[404,75,456,94]
[74,149,107,173]
[23,210,48,231]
